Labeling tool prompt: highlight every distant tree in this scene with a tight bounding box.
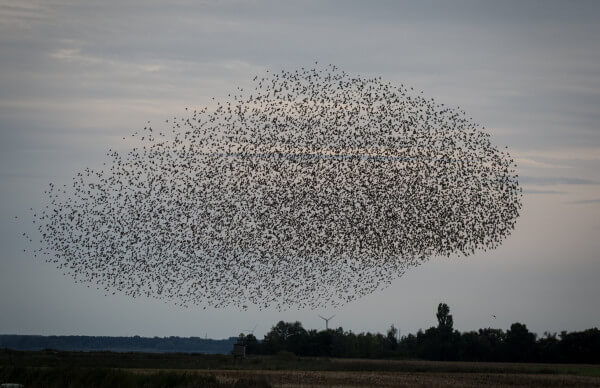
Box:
[357,332,381,358]
[505,322,536,362]
[397,332,418,357]
[313,328,334,356]
[243,333,260,354]
[459,329,504,362]
[330,327,347,357]
[343,331,360,358]
[386,325,398,351]
[436,303,453,329]
[558,328,600,364]
[537,332,559,363]
[262,321,307,355]
[477,328,506,361]
[412,303,459,360]
[249,304,600,363]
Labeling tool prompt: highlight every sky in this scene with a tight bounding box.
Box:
[1,0,599,339]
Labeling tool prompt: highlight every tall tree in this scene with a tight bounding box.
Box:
[436,303,453,329]
[505,322,537,362]
[386,325,398,351]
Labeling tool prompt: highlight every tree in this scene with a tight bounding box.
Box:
[386,325,398,351]
[423,303,459,360]
[505,322,536,362]
[243,333,260,354]
[262,321,307,355]
[436,303,453,329]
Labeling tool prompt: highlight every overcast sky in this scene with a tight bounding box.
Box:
[1,0,599,339]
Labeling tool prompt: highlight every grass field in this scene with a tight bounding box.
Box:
[1,349,599,387]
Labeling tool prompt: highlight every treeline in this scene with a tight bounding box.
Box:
[0,335,237,354]
[240,304,600,364]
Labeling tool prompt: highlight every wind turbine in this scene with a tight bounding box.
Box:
[242,324,258,336]
[319,314,335,330]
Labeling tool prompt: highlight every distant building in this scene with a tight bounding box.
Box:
[232,343,246,359]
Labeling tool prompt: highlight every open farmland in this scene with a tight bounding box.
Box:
[2,350,600,387]
[181,369,600,387]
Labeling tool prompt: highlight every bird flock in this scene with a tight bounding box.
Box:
[29,64,522,310]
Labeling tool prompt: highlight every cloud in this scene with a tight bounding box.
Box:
[0,1,49,27]
[523,189,566,195]
[567,199,600,205]
[516,148,600,162]
[49,48,168,73]
[520,176,599,186]
[516,157,570,169]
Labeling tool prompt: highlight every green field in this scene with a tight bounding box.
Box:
[1,349,600,387]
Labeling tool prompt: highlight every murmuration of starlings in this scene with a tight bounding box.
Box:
[28,64,522,310]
